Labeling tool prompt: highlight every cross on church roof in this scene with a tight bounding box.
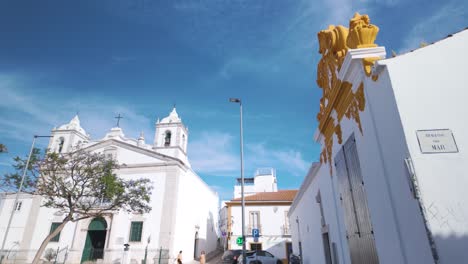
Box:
[115,114,123,127]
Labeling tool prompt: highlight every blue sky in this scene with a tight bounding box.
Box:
[0,0,466,201]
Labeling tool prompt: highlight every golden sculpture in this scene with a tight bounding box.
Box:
[315,13,380,173]
[347,13,379,49]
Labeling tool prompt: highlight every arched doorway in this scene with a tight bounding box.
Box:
[81,217,107,263]
[193,232,199,259]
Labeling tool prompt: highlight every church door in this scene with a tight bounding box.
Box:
[81,218,108,263]
[194,232,199,259]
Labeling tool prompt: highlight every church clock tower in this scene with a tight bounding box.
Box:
[153,108,189,165]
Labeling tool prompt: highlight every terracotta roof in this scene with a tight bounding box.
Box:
[231,190,298,202]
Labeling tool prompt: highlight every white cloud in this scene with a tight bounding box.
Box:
[189,132,309,177]
[189,132,239,176]
[0,74,154,144]
[246,143,309,177]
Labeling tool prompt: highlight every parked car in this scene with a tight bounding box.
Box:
[222,249,243,263]
[237,250,282,264]
[289,254,301,264]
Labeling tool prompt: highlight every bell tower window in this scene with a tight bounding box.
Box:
[164,131,171,147]
[58,137,65,153]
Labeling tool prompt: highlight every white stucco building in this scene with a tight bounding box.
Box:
[289,14,468,264]
[0,108,220,264]
[221,169,297,262]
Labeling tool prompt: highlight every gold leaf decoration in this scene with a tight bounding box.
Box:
[315,13,380,174]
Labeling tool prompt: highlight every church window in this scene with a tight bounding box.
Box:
[164,131,171,147]
[49,222,62,242]
[58,137,65,153]
[182,134,186,150]
[129,221,143,242]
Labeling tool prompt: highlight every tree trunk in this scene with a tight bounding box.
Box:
[31,220,69,264]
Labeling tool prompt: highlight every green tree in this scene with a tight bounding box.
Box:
[2,149,152,264]
[1,148,41,192]
[0,144,7,153]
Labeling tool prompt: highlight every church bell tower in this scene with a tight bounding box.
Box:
[48,115,90,153]
[153,108,189,165]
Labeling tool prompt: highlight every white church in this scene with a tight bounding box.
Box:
[0,108,220,264]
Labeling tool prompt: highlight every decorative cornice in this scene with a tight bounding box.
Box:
[315,13,384,174]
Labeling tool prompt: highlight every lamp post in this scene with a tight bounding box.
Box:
[229,98,246,264]
[0,135,52,264]
[143,236,151,264]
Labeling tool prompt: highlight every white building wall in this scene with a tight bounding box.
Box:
[290,31,468,264]
[172,168,219,262]
[382,29,468,263]
[229,204,291,260]
[289,161,356,264]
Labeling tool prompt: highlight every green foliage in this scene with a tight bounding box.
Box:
[36,149,153,217]
[1,148,41,192]
[0,143,7,153]
[2,148,152,216]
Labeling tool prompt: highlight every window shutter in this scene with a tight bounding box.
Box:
[50,222,61,242]
[130,221,143,242]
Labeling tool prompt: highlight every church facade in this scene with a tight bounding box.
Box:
[0,108,219,264]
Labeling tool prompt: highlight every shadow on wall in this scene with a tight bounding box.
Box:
[205,212,216,250]
[434,234,468,263]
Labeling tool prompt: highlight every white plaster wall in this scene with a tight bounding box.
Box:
[115,147,166,164]
[0,195,30,260]
[383,29,468,263]
[254,175,277,193]
[346,67,434,264]
[289,164,351,264]
[99,168,168,264]
[172,169,219,262]
[323,51,435,263]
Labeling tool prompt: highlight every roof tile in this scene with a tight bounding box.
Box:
[231,190,298,202]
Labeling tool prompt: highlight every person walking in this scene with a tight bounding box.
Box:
[177,251,183,264]
[199,251,206,264]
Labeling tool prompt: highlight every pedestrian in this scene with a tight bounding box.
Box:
[199,251,206,264]
[177,251,183,264]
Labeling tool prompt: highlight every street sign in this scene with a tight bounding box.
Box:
[236,236,243,246]
[252,228,259,238]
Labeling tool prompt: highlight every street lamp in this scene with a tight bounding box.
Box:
[0,135,52,264]
[229,98,246,264]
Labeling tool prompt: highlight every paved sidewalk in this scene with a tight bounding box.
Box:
[186,249,223,264]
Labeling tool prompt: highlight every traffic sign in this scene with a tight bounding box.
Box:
[236,236,243,246]
[252,228,259,238]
